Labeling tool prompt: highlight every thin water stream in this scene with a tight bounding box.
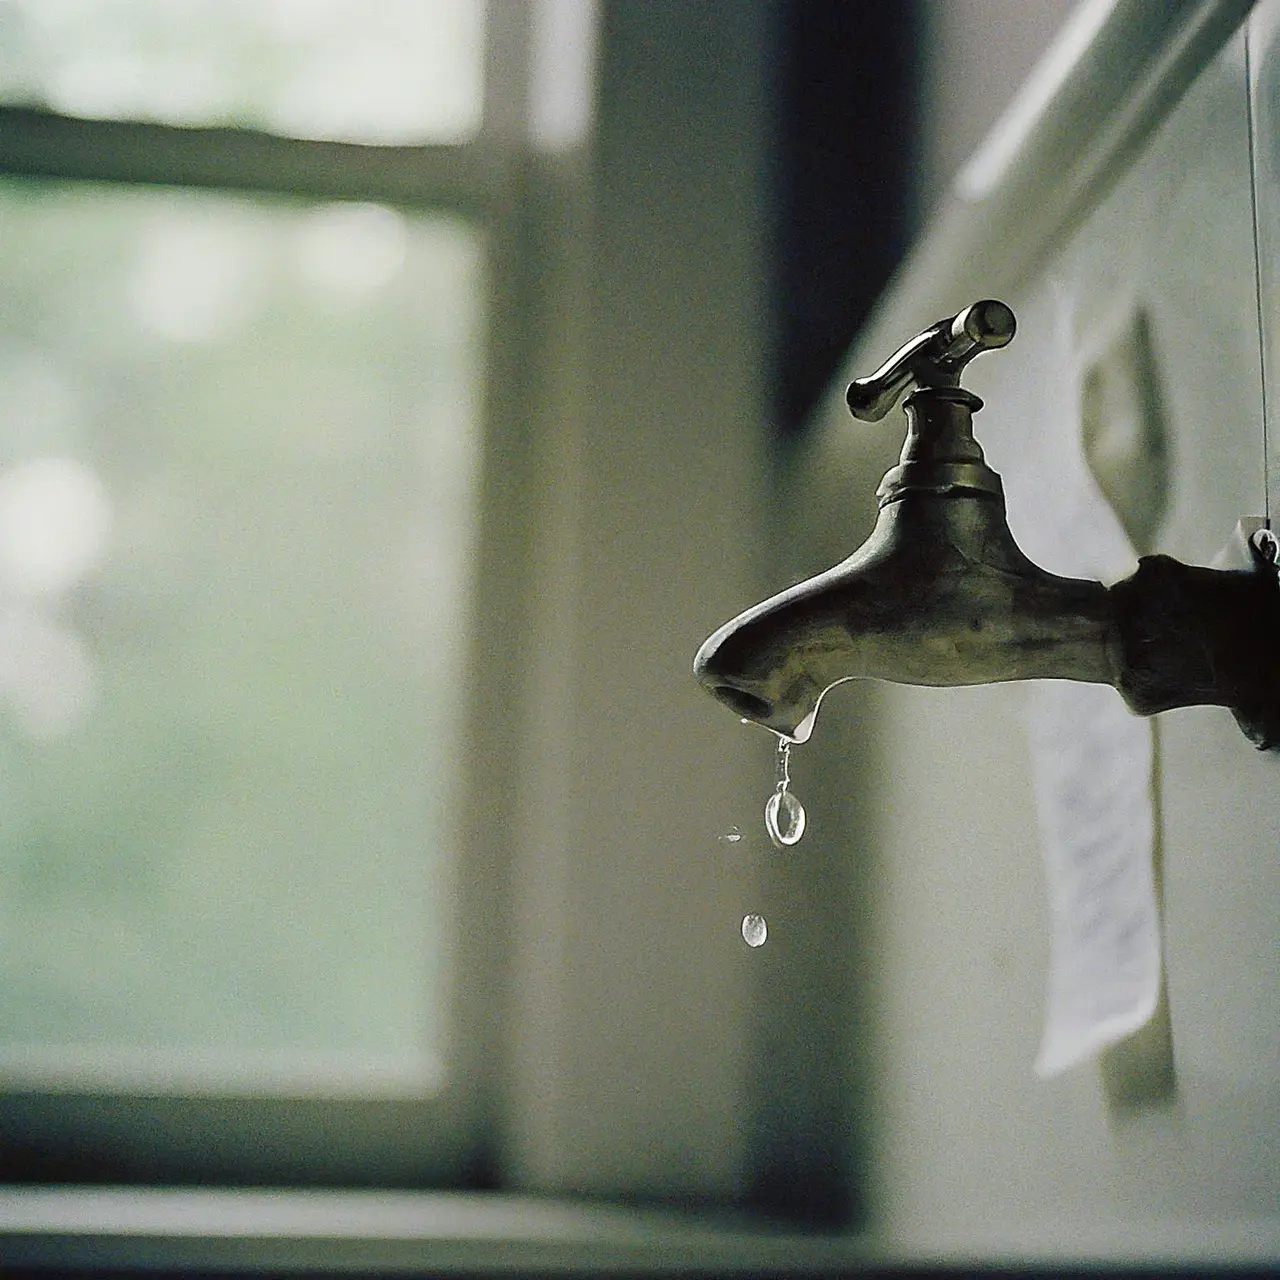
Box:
[734,733,808,947]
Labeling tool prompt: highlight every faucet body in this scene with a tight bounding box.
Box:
[693,302,1280,749]
[698,388,1116,740]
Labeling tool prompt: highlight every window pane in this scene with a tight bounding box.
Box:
[0,178,484,1096]
[0,0,485,145]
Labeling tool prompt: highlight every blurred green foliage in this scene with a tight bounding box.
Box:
[0,177,484,1088]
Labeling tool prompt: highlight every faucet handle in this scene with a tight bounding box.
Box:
[846,299,1016,421]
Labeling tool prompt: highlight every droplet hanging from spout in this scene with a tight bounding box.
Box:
[765,788,805,847]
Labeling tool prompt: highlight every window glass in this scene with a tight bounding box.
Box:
[0,0,485,145]
[0,178,484,1096]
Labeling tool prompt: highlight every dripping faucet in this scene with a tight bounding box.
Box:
[693,300,1280,750]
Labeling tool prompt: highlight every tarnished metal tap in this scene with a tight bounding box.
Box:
[694,301,1280,749]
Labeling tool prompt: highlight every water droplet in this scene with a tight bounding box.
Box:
[718,825,743,844]
[789,707,818,744]
[764,787,806,848]
[741,912,767,947]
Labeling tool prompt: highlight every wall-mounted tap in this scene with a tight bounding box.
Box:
[694,301,1280,749]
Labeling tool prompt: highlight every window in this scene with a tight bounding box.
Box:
[0,0,576,1186]
[0,0,485,143]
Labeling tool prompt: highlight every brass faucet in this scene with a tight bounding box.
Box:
[693,301,1280,749]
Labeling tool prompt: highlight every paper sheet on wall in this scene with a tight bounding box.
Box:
[994,294,1163,1077]
[1025,682,1160,1075]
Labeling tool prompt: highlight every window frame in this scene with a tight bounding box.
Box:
[0,0,798,1215]
[0,0,542,1189]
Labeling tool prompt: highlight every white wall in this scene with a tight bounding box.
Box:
[502,0,775,1204]
[500,0,1280,1255]
[788,10,1280,1263]
[916,0,1081,220]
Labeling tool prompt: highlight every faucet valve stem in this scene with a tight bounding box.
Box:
[846,299,1016,421]
[845,300,1017,506]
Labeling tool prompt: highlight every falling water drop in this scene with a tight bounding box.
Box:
[718,825,743,844]
[764,787,806,847]
[741,912,767,947]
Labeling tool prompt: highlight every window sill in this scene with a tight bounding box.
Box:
[0,1186,875,1275]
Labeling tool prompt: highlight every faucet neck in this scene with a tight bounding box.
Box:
[876,387,1004,506]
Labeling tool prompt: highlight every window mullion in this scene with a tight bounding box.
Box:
[0,106,505,216]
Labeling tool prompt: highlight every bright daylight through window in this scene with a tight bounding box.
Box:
[0,0,485,144]
[0,182,485,1097]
